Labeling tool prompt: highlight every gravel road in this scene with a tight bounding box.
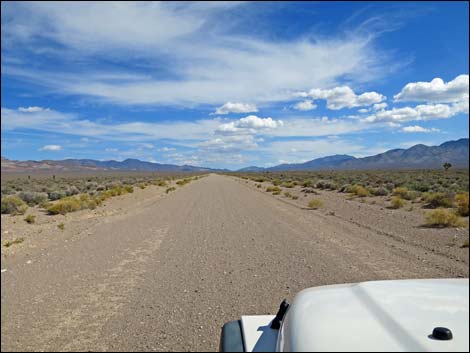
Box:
[1,174,467,351]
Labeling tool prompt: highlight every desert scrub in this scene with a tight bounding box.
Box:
[24,214,36,224]
[3,237,25,247]
[166,187,176,193]
[350,185,369,197]
[272,179,282,186]
[46,197,81,215]
[392,187,409,198]
[423,192,453,208]
[390,196,406,209]
[266,186,281,193]
[1,196,28,215]
[369,187,389,196]
[18,191,48,206]
[455,192,469,217]
[176,178,191,186]
[425,209,466,228]
[57,223,65,230]
[124,185,134,193]
[308,199,323,209]
[302,179,314,187]
[281,181,295,188]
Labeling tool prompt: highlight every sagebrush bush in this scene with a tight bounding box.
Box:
[423,192,453,208]
[392,187,409,198]
[308,199,323,209]
[425,209,465,228]
[1,196,28,215]
[302,179,314,187]
[48,190,67,201]
[24,214,36,224]
[46,197,81,215]
[455,192,469,217]
[18,191,48,206]
[351,185,368,197]
[166,187,176,193]
[370,187,389,196]
[3,237,24,247]
[390,196,406,209]
[266,186,281,193]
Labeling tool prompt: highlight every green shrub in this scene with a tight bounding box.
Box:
[18,191,48,206]
[58,223,65,230]
[284,191,292,198]
[291,195,299,200]
[124,185,134,193]
[390,196,406,209]
[48,190,67,201]
[281,181,295,188]
[266,186,281,193]
[369,187,389,196]
[166,187,176,193]
[302,179,314,187]
[351,185,369,197]
[316,180,337,190]
[176,179,191,186]
[1,196,28,215]
[423,192,453,208]
[3,237,24,247]
[46,197,81,215]
[392,187,409,198]
[455,192,469,217]
[24,214,36,224]
[308,199,323,209]
[425,209,465,228]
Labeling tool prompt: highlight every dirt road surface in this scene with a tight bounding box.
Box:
[1,174,468,351]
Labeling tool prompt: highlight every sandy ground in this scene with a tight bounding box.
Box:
[1,174,468,351]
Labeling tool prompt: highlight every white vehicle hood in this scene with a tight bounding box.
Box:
[241,279,469,352]
[279,279,469,352]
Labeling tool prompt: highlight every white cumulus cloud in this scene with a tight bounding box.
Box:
[18,106,48,113]
[39,144,62,151]
[362,102,467,123]
[214,102,258,115]
[297,86,386,110]
[394,74,469,103]
[401,125,440,133]
[293,100,317,111]
[216,115,283,134]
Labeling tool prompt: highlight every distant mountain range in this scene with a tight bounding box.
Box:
[239,138,469,171]
[0,157,227,173]
[1,138,468,173]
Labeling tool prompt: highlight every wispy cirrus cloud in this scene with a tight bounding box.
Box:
[2,2,396,107]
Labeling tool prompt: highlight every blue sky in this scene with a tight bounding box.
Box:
[1,1,469,169]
